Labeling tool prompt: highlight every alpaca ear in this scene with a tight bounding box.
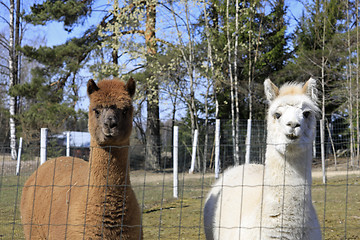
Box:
[87,79,99,96]
[125,77,136,98]
[264,78,279,103]
[303,78,318,102]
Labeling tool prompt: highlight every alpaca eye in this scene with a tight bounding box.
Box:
[303,111,311,118]
[274,112,281,119]
[93,108,100,118]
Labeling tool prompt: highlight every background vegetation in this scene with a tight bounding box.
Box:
[0,0,359,171]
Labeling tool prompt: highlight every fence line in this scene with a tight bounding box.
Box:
[1,119,360,239]
[11,118,360,178]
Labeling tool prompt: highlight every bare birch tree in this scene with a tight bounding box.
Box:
[201,0,216,172]
[356,0,359,166]
[355,0,360,167]
[170,0,200,171]
[226,0,239,165]
[233,0,240,165]
[346,0,354,166]
[4,0,21,160]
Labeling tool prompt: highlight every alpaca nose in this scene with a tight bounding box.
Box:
[286,121,300,128]
[104,115,117,129]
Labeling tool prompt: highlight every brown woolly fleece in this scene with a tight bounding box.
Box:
[21,78,143,240]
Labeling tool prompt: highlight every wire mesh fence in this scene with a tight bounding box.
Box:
[0,119,359,239]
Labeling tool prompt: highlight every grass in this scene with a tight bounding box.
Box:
[133,173,213,240]
[312,175,360,240]
[0,175,27,239]
[0,171,359,239]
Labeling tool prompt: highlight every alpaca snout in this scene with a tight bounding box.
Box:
[102,116,119,138]
[103,109,119,130]
[284,123,302,141]
[104,115,118,129]
[286,121,300,129]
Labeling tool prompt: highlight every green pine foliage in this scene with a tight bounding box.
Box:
[10,67,75,142]
[24,0,93,31]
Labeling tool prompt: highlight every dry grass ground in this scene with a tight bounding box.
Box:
[0,158,359,239]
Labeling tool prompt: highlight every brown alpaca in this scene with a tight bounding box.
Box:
[21,78,143,239]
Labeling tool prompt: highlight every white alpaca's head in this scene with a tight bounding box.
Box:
[264,78,320,156]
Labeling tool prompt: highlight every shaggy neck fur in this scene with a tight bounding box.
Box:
[264,133,313,186]
[262,145,314,239]
[84,140,134,237]
[88,139,131,188]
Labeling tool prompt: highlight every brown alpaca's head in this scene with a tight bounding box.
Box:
[87,77,136,146]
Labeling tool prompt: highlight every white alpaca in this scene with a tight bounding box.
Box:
[203,78,322,240]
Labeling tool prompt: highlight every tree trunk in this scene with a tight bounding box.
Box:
[245,11,253,164]
[9,0,17,161]
[233,0,240,165]
[202,1,216,173]
[170,0,199,170]
[356,0,359,167]
[226,0,238,165]
[145,0,160,170]
[321,4,326,172]
[346,0,354,166]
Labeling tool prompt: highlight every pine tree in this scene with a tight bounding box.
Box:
[18,1,101,130]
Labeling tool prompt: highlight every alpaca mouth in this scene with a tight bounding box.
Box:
[286,134,299,140]
[102,129,117,138]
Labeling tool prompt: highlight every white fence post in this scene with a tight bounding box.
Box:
[189,129,198,174]
[215,119,220,179]
[40,128,48,165]
[16,137,23,176]
[173,126,178,199]
[313,123,317,158]
[245,119,252,164]
[66,131,71,157]
[320,119,326,184]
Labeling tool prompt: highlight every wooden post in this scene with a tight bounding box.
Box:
[40,128,48,165]
[173,126,178,198]
[215,119,220,179]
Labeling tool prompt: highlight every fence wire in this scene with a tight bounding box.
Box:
[0,119,359,239]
